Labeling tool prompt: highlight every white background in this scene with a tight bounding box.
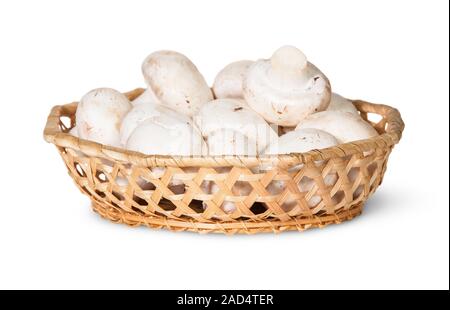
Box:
[0,0,448,290]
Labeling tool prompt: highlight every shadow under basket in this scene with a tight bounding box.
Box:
[43,88,404,234]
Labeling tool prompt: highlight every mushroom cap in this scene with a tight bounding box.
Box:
[131,88,160,106]
[264,128,339,155]
[119,102,187,147]
[212,60,254,99]
[327,93,359,115]
[194,98,278,153]
[296,111,378,143]
[126,114,207,156]
[75,88,131,147]
[120,102,155,147]
[142,50,213,116]
[207,129,258,156]
[243,46,331,126]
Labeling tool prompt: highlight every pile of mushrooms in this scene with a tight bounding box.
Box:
[71,45,379,212]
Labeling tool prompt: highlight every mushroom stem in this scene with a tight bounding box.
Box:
[270,45,308,75]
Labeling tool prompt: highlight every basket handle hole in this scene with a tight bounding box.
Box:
[74,162,86,177]
[59,116,73,132]
[366,112,383,124]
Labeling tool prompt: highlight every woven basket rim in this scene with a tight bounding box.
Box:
[43,88,405,168]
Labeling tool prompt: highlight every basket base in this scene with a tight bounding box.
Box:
[91,202,364,234]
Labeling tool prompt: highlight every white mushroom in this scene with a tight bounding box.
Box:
[131,88,160,106]
[207,129,257,156]
[119,102,187,147]
[264,128,339,155]
[295,111,379,143]
[126,110,206,156]
[243,45,331,126]
[327,93,359,115]
[123,107,205,194]
[142,50,213,116]
[126,114,206,195]
[75,88,131,147]
[212,60,254,99]
[195,98,278,154]
[120,102,155,147]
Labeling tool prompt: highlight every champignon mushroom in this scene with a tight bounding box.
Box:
[264,128,339,155]
[142,50,213,116]
[75,88,131,147]
[131,88,160,106]
[263,128,340,210]
[126,110,206,156]
[119,102,187,147]
[124,97,206,194]
[243,45,331,126]
[120,102,154,147]
[327,93,359,115]
[195,98,278,154]
[212,60,254,99]
[295,111,378,143]
[125,112,206,195]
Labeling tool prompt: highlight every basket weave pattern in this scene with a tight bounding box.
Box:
[44,89,404,234]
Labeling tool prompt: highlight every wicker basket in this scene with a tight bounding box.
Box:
[43,88,404,234]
